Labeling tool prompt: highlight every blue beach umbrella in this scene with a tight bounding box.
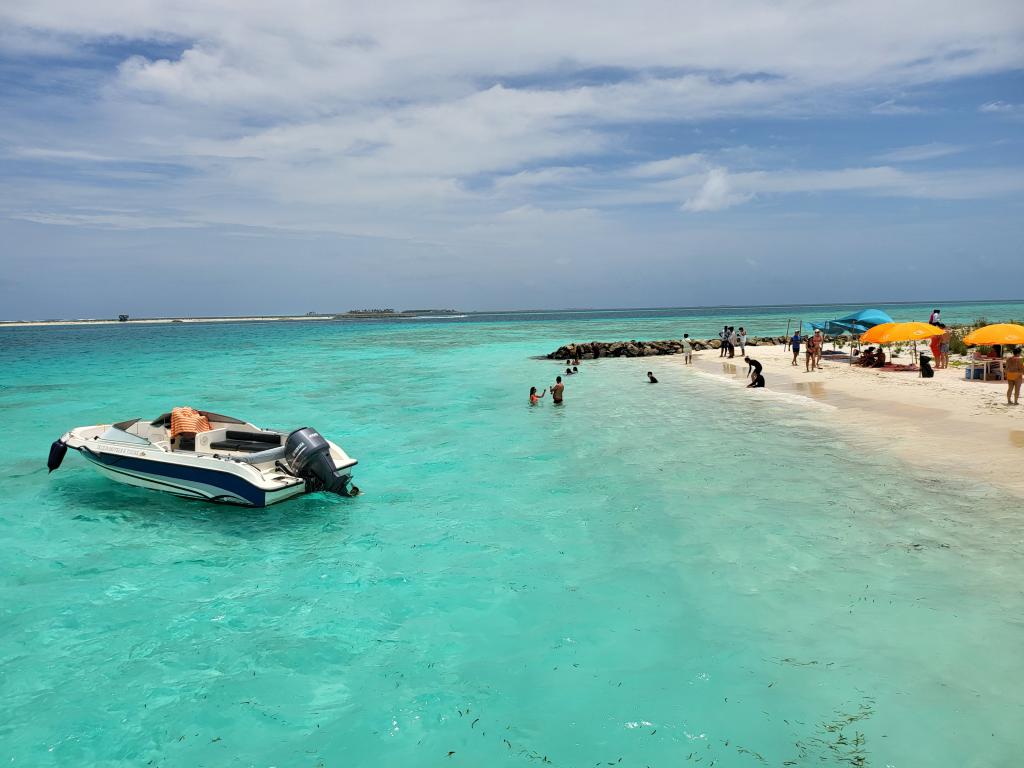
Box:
[806,309,895,362]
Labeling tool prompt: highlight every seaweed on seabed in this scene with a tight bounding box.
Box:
[788,696,875,766]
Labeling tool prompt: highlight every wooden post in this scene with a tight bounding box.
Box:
[784,319,791,349]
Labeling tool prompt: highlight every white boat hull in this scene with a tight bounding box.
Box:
[76,448,309,506]
[52,413,357,507]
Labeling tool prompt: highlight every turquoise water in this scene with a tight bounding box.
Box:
[2,302,1023,767]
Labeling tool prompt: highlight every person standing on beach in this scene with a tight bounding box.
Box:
[790,330,802,366]
[682,334,693,364]
[551,375,565,404]
[939,325,951,369]
[738,327,748,356]
[1006,348,1022,405]
[727,327,738,358]
[812,329,824,369]
[930,324,943,366]
[805,332,817,372]
[719,326,729,357]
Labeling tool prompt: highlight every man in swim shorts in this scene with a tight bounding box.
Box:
[551,375,565,404]
[790,331,801,366]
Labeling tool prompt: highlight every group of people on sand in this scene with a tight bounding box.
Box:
[718,326,747,358]
[532,308,1023,407]
[854,346,887,367]
[787,328,825,372]
[936,301,1023,404]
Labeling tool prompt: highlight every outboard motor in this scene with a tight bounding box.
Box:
[47,440,68,473]
[283,428,355,496]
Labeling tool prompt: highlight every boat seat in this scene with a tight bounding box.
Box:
[210,439,281,453]
[225,430,282,444]
[208,431,282,453]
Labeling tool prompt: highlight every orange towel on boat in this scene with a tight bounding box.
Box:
[170,407,211,437]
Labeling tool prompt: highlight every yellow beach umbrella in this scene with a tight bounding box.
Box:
[962,323,1024,346]
[859,322,897,344]
[860,322,942,344]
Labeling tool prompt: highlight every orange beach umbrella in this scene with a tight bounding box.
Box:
[859,322,897,344]
[859,322,942,344]
[962,323,1024,346]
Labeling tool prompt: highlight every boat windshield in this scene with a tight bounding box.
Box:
[99,427,151,446]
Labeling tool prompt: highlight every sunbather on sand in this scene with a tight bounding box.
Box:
[855,347,875,366]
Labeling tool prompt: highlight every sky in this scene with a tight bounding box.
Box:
[1,1,1023,318]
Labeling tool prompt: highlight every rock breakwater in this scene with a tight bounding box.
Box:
[547,336,795,359]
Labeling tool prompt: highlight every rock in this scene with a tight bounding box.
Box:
[546,335,793,359]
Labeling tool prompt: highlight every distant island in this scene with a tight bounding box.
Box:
[0,309,464,327]
[336,309,460,319]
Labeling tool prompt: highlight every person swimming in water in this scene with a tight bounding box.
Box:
[551,376,565,404]
[529,386,546,405]
[647,371,658,383]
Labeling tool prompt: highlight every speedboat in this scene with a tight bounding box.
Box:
[48,408,358,507]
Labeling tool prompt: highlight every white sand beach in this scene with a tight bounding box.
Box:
[670,343,1024,497]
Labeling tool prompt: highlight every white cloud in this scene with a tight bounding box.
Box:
[683,168,753,212]
[491,167,592,192]
[11,210,205,230]
[629,155,707,178]
[1,0,1022,243]
[11,147,123,163]
[873,143,966,163]
[870,99,924,115]
[980,100,1022,113]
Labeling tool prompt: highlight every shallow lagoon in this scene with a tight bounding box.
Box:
[2,306,1023,766]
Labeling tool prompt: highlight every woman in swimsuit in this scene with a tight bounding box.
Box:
[529,386,547,405]
[1005,348,1022,405]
